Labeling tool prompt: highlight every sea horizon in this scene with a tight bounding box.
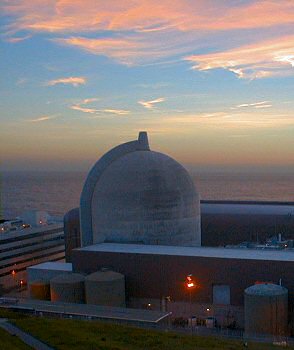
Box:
[1,170,293,220]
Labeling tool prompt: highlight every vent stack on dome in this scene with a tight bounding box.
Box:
[85,270,125,307]
[244,283,288,336]
[29,281,50,300]
[50,273,85,303]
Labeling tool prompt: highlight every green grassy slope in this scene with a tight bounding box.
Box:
[13,318,294,350]
[0,327,32,350]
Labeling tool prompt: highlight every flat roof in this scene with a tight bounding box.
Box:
[78,243,294,262]
[27,262,72,271]
[2,299,169,324]
[0,223,63,240]
[201,203,294,215]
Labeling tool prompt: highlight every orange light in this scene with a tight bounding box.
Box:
[11,270,16,276]
[185,274,197,289]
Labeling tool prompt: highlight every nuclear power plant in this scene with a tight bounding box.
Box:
[25,132,294,337]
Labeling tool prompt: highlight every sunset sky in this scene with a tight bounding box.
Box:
[1,1,294,171]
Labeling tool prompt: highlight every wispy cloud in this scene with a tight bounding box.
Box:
[3,1,294,34]
[70,98,130,116]
[101,109,130,115]
[70,97,99,114]
[138,97,165,109]
[27,115,58,122]
[3,1,294,69]
[232,101,272,109]
[46,77,86,87]
[185,36,294,79]
[144,111,294,130]
[82,98,99,104]
[5,35,32,43]
[71,105,98,114]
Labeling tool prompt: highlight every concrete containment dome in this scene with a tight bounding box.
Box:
[80,132,201,247]
[50,273,85,303]
[244,283,288,336]
[85,270,125,307]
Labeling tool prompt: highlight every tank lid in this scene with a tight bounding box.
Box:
[30,280,50,285]
[50,273,85,283]
[245,283,288,296]
[86,270,124,281]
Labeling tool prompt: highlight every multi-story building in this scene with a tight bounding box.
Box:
[0,222,64,290]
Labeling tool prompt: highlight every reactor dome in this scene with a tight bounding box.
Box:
[80,132,201,247]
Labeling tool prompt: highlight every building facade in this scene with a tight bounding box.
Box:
[0,223,65,290]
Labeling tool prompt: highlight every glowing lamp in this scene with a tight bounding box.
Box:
[185,274,196,289]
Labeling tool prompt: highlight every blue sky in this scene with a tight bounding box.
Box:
[1,1,294,171]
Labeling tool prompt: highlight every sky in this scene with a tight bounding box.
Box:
[1,0,294,172]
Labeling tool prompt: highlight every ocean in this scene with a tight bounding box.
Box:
[1,171,294,219]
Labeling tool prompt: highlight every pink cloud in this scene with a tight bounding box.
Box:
[2,1,294,71]
[186,36,294,79]
[46,76,86,86]
[3,1,294,34]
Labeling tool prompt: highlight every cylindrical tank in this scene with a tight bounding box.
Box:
[29,281,50,300]
[85,270,125,307]
[244,283,288,336]
[50,273,85,303]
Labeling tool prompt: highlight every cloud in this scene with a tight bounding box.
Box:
[101,109,130,115]
[232,101,272,109]
[5,35,32,43]
[70,98,129,116]
[82,98,99,104]
[3,1,294,34]
[27,115,58,122]
[185,36,294,79]
[3,1,294,68]
[53,35,186,66]
[70,97,99,114]
[149,111,294,130]
[70,105,98,114]
[138,97,165,109]
[46,77,86,87]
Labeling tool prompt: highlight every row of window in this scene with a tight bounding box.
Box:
[0,249,65,278]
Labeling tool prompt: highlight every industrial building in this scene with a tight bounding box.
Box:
[26,132,294,336]
[0,212,65,291]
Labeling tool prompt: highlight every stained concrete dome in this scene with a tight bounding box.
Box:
[80,132,201,247]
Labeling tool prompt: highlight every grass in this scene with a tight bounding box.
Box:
[1,309,293,350]
[0,327,32,350]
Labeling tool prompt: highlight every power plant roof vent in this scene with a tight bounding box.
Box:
[137,131,150,151]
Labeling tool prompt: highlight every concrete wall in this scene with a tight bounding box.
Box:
[72,249,294,309]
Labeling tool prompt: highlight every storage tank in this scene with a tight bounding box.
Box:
[50,273,85,303]
[29,281,50,300]
[244,283,288,336]
[85,270,125,307]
